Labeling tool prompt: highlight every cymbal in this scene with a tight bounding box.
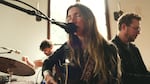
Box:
[0,57,35,76]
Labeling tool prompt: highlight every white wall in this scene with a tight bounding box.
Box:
[0,0,48,83]
[108,0,150,70]
[0,0,48,60]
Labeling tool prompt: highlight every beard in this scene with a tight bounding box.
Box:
[127,35,137,42]
[125,32,136,42]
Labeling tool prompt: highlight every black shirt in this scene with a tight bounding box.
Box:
[112,36,150,84]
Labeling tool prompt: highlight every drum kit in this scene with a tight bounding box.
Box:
[0,47,35,84]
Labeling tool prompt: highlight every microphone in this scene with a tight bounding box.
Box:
[1,47,21,54]
[51,21,77,34]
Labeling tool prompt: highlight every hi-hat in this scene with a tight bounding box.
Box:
[0,57,35,76]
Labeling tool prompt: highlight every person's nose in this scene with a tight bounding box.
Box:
[137,27,141,34]
[68,16,76,23]
[137,29,141,34]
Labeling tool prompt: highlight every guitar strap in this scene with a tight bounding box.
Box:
[80,56,95,81]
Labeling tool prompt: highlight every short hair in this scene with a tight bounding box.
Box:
[40,40,53,51]
[118,13,141,31]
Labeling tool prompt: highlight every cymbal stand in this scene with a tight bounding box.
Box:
[6,69,13,84]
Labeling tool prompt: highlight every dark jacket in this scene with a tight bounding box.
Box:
[112,36,150,84]
[42,42,120,84]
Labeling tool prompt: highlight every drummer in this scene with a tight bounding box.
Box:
[22,40,54,69]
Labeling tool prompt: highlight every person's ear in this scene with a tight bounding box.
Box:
[121,23,127,31]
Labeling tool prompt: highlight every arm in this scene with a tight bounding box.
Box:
[22,56,43,69]
[42,56,58,84]
[42,43,67,83]
[43,70,57,84]
[105,43,121,84]
[34,59,43,68]
[22,56,35,68]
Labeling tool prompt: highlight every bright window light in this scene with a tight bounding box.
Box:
[80,0,107,39]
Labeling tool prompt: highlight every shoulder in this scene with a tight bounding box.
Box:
[111,36,118,43]
[130,43,137,48]
[129,43,140,51]
[47,42,70,60]
[104,41,118,53]
[103,41,119,62]
[53,42,68,54]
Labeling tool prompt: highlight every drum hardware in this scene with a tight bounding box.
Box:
[0,75,9,84]
[0,47,13,54]
[0,75,17,84]
[0,52,12,54]
[0,47,21,54]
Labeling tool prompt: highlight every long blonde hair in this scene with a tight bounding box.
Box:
[66,3,108,80]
